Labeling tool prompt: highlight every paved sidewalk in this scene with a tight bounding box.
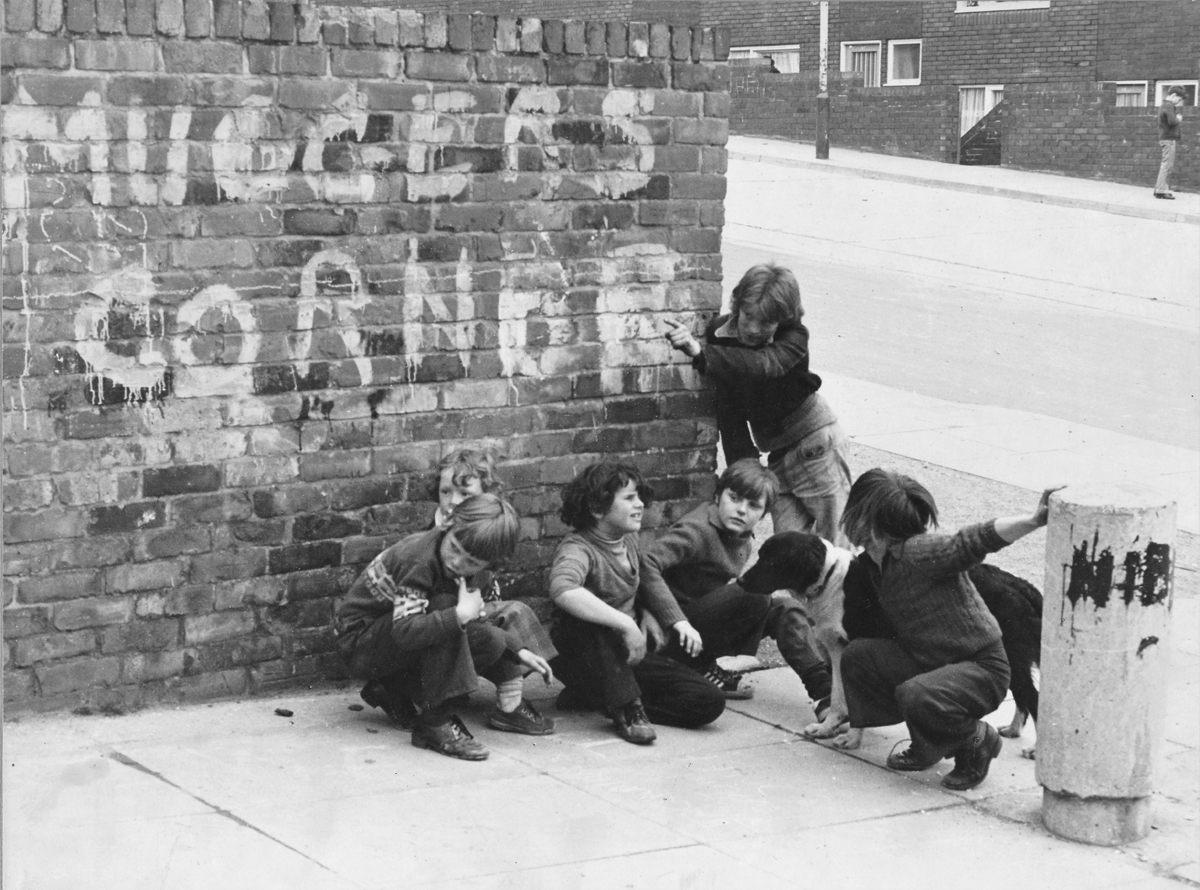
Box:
[728,135,1200,225]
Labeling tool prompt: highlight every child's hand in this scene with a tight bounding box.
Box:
[639,611,666,653]
[454,577,486,626]
[1033,485,1066,528]
[664,318,701,358]
[517,649,554,685]
[673,620,703,658]
[621,619,647,665]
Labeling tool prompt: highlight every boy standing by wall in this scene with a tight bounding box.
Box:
[665,263,851,547]
[1154,85,1187,199]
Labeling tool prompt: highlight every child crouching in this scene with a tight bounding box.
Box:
[548,462,724,745]
[336,493,556,761]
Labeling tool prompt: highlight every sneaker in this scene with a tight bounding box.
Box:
[942,722,1002,791]
[1154,192,1176,200]
[703,663,754,700]
[612,699,656,745]
[488,699,556,736]
[411,715,489,761]
[361,680,417,730]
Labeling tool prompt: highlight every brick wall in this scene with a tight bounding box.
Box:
[1,1,733,712]
[731,61,958,164]
[1096,0,1200,84]
[1002,82,1200,190]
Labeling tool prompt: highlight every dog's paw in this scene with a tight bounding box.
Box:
[1020,745,1036,760]
[832,727,864,750]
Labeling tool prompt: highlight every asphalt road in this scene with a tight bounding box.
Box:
[721,159,1200,452]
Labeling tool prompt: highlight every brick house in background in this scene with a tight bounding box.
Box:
[714,0,1200,187]
[383,0,1197,186]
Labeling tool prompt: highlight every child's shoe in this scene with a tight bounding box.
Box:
[703,663,754,700]
[612,699,656,745]
[361,680,418,730]
[487,699,555,735]
[411,715,489,761]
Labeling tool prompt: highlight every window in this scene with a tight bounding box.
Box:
[729,45,800,74]
[1155,80,1198,106]
[841,41,881,88]
[1112,82,1148,107]
[959,85,1004,135]
[955,1,1050,12]
[887,40,922,85]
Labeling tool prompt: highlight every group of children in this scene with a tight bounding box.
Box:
[335,263,1054,791]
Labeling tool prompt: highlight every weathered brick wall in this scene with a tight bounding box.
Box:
[1,1,733,713]
[731,61,958,164]
[1096,0,1200,84]
[1003,82,1200,190]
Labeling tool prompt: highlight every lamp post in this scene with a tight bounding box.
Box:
[816,0,830,159]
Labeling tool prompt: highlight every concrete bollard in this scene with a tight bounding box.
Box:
[1037,483,1175,845]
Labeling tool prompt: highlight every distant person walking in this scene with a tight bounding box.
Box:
[1154,86,1187,199]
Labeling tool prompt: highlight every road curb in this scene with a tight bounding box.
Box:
[728,150,1200,226]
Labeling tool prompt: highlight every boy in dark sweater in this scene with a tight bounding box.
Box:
[640,459,833,712]
[336,493,555,761]
[549,462,724,745]
[665,263,851,547]
[838,469,1058,790]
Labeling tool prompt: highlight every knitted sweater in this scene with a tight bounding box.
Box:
[640,503,754,607]
[695,315,837,463]
[549,529,687,628]
[1159,101,1182,140]
[868,521,1008,670]
[335,527,523,655]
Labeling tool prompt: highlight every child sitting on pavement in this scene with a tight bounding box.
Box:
[838,469,1059,790]
[548,462,725,744]
[431,448,502,529]
[429,448,557,662]
[665,262,851,547]
[336,493,556,761]
[640,458,834,714]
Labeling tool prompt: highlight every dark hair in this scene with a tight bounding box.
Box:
[560,462,653,531]
[730,263,803,327]
[717,458,780,511]
[1168,86,1187,98]
[429,448,502,500]
[446,493,520,564]
[840,468,938,545]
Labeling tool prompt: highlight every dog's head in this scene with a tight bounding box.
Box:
[740,532,830,595]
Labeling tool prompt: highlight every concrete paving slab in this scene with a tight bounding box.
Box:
[712,804,1184,890]
[3,751,211,828]
[232,772,697,888]
[4,811,361,890]
[414,846,800,890]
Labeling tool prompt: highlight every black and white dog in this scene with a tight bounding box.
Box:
[740,532,1041,756]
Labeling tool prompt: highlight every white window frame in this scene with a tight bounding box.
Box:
[886,39,922,86]
[840,40,882,89]
[959,84,1005,135]
[1111,81,1148,107]
[728,44,801,74]
[1155,80,1199,106]
[955,1,1050,12]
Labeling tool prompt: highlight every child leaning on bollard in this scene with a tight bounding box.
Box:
[837,469,1062,791]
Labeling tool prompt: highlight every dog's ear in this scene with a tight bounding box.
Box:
[791,535,830,590]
